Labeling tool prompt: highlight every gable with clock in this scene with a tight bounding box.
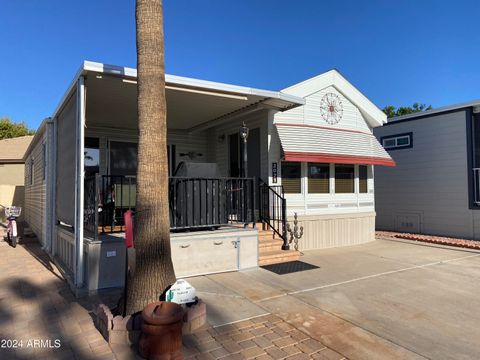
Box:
[320,92,343,125]
[272,69,393,167]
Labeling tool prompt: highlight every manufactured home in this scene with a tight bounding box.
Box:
[374,101,480,239]
[24,61,393,292]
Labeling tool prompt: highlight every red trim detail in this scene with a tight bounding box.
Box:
[275,123,373,136]
[284,152,396,167]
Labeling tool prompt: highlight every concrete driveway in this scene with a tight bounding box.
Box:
[188,239,480,360]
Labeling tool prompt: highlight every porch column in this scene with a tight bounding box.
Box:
[267,110,280,185]
[45,118,56,255]
[74,76,86,287]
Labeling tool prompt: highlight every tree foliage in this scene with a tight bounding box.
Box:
[382,103,432,118]
[0,117,35,140]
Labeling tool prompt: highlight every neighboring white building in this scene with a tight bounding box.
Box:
[374,101,480,239]
[24,61,393,293]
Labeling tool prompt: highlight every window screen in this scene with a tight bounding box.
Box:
[85,137,100,177]
[335,164,354,193]
[359,165,368,193]
[109,141,138,176]
[281,162,301,194]
[308,163,329,193]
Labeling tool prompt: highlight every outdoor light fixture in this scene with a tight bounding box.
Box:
[239,122,249,142]
[240,122,249,177]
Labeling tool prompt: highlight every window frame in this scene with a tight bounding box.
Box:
[381,132,413,150]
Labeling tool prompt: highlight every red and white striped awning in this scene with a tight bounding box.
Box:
[276,123,395,166]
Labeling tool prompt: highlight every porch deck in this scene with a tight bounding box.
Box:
[84,174,256,239]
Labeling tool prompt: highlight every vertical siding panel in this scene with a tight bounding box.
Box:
[295,213,375,251]
[24,134,47,245]
[374,110,476,238]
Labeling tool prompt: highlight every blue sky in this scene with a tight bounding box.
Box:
[1,0,479,129]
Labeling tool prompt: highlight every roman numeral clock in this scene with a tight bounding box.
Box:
[320,92,343,125]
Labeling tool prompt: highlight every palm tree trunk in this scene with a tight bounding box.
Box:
[126,0,176,315]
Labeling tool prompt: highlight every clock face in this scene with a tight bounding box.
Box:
[320,92,343,125]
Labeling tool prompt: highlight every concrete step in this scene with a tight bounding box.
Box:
[258,250,301,266]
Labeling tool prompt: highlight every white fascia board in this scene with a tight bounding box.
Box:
[83,60,137,78]
[50,62,86,121]
[82,60,304,108]
[281,69,387,127]
[44,60,304,139]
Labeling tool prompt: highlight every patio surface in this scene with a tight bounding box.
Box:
[187,237,480,360]
[2,228,480,360]
[0,229,120,360]
[0,228,344,360]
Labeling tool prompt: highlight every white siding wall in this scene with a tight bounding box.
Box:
[169,129,210,171]
[275,85,372,134]
[85,127,209,175]
[271,87,376,217]
[374,110,479,239]
[206,109,270,179]
[24,134,47,245]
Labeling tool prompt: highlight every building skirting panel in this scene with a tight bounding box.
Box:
[293,212,375,251]
[171,227,258,278]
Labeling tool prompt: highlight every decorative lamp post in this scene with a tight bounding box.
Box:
[239,122,249,177]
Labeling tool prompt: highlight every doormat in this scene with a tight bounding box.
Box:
[261,261,319,275]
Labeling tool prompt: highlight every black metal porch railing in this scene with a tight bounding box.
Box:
[169,177,255,230]
[84,175,99,237]
[258,179,288,250]
[84,175,255,237]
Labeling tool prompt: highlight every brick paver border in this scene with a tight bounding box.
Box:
[376,231,480,250]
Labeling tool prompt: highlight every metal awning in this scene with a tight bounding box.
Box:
[78,61,305,131]
[276,123,395,166]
